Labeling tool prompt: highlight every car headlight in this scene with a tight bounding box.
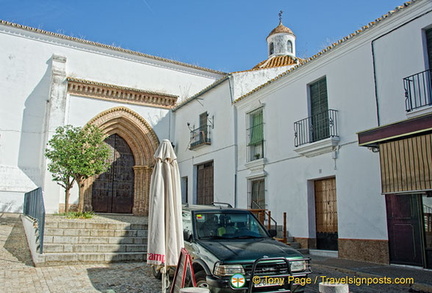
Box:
[214,263,245,276]
[289,260,306,272]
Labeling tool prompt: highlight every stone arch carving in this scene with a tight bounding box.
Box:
[85,106,159,215]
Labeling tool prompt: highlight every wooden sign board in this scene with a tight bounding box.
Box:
[170,248,196,293]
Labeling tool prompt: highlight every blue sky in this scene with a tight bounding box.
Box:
[1,0,406,72]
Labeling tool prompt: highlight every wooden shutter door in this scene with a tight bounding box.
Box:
[315,177,338,250]
[197,162,214,205]
[310,77,329,142]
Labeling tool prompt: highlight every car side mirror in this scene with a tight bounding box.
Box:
[183,230,193,242]
[268,229,277,237]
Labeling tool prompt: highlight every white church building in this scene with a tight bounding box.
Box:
[1,0,432,267]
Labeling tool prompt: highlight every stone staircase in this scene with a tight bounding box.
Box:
[36,214,148,266]
[274,225,308,253]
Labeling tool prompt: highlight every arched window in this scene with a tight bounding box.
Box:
[269,42,274,55]
[287,40,293,53]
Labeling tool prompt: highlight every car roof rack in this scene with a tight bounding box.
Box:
[212,202,233,208]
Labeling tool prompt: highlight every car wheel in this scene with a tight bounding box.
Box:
[194,270,210,289]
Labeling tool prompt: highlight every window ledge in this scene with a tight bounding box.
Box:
[245,158,266,169]
[245,158,267,179]
[295,137,340,157]
[406,106,432,119]
[189,141,211,150]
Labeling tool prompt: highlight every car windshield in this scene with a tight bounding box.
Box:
[193,211,269,240]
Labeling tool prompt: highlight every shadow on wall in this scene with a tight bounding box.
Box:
[17,59,52,187]
[147,109,172,143]
[0,200,23,213]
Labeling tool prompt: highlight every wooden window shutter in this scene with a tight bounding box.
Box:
[249,110,263,146]
[380,134,432,194]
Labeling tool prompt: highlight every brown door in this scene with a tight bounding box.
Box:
[315,178,338,250]
[197,161,214,205]
[92,134,135,213]
[423,193,432,269]
[386,194,423,266]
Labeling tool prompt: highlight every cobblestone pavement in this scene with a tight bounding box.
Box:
[0,213,160,293]
[2,213,431,293]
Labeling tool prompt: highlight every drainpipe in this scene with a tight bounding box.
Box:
[371,8,432,127]
[228,74,238,208]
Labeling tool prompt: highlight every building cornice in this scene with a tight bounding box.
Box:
[67,77,178,109]
[0,20,225,77]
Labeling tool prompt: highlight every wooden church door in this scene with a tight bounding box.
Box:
[92,134,135,213]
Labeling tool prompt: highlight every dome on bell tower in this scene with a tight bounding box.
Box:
[266,11,296,58]
[267,22,295,37]
[251,11,302,70]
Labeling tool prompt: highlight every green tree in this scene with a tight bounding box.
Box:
[45,125,110,213]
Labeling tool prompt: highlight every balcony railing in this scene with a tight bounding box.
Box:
[404,69,432,112]
[294,109,338,147]
[189,125,211,149]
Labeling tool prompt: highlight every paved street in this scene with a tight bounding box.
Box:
[305,254,432,293]
[305,263,417,292]
[1,212,431,293]
[0,213,160,293]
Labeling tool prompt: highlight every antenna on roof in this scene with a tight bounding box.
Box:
[279,10,283,24]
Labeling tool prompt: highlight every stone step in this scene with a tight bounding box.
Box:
[43,243,147,253]
[38,252,147,266]
[36,215,149,266]
[45,227,147,237]
[44,235,146,244]
[45,221,147,230]
[287,242,301,249]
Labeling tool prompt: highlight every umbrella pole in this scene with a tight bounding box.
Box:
[161,264,169,293]
[161,265,165,293]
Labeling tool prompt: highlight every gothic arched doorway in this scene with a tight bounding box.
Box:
[85,106,160,216]
[92,134,135,213]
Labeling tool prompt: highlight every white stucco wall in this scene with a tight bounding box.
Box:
[0,23,223,212]
[231,66,294,101]
[232,3,432,242]
[174,78,237,206]
[371,2,432,125]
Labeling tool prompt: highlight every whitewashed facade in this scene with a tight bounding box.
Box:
[0,21,223,213]
[1,0,431,266]
[232,0,432,265]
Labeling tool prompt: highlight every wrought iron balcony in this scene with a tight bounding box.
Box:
[189,125,211,150]
[404,69,432,112]
[294,109,339,147]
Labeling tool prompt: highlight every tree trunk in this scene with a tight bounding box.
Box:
[77,179,85,213]
[64,188,70,213]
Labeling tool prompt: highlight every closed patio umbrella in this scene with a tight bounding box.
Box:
[147,139,184,292]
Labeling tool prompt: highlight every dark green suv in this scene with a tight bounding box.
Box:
[182,204,311,292]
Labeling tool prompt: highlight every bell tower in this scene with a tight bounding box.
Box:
[266,11,296,58]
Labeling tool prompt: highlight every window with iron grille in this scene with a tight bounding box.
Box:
[190,112,211,149]
[247,108,264,161]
